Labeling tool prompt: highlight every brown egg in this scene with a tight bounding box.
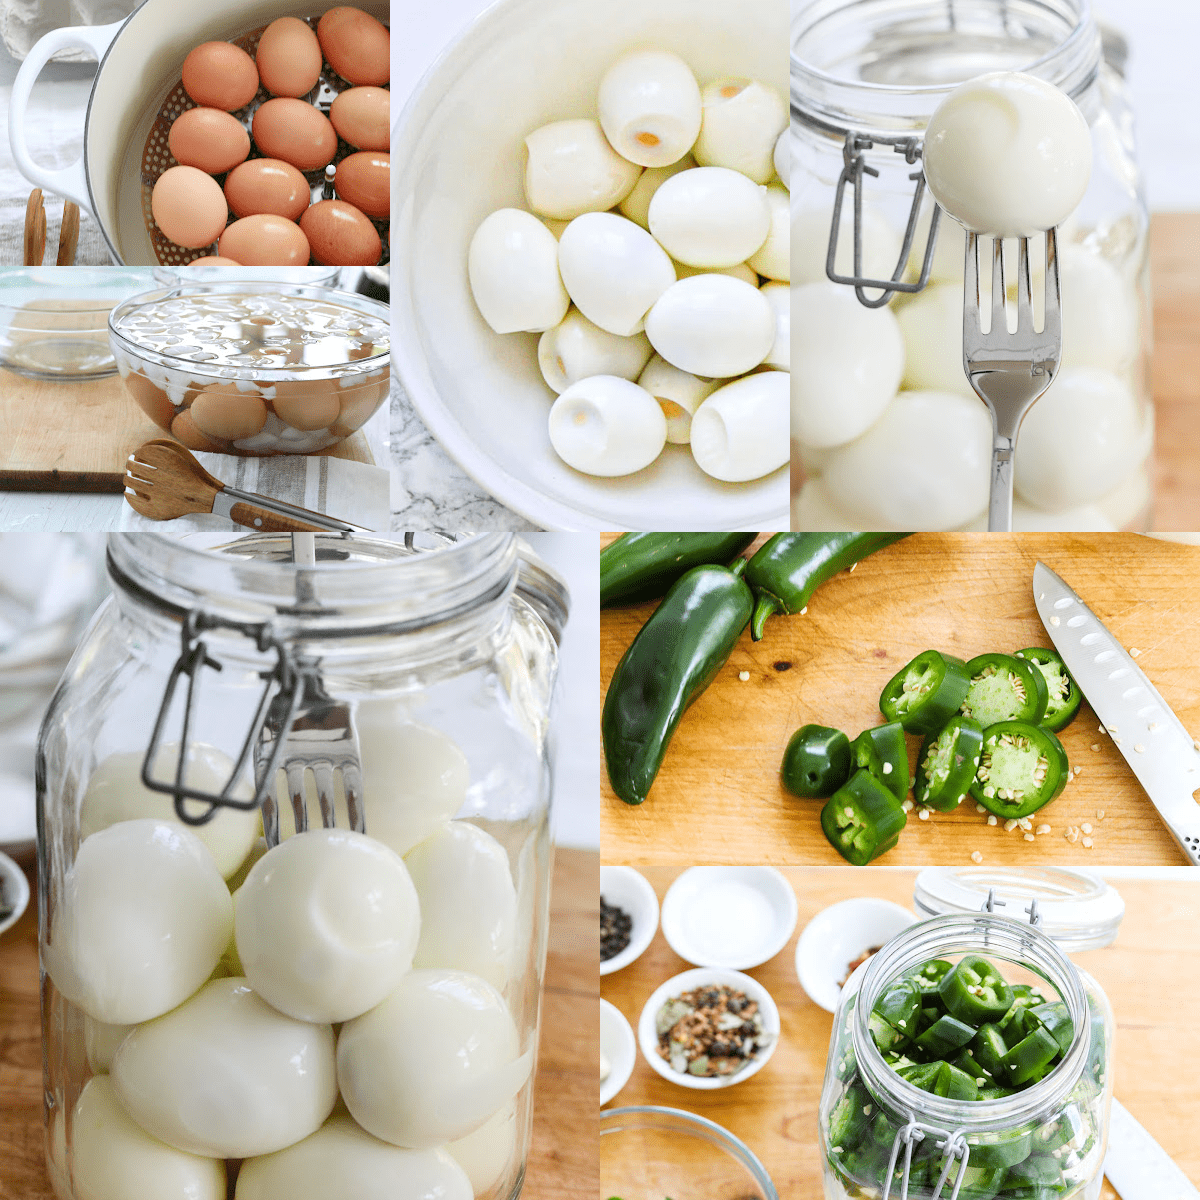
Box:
[256,17,323,98]
[124,373,175,431]
[190,256,242,264]
[337,375,390,430]
[299,200,381,265]
[329,87,390,151]
[224,158,311,221]
[334,152,389,219]
[168,108,250,175]
[219,215,311,266]
[182,42,260,111]
[191,385,269,441]
[271,379,342,431]
[316,8,389,86]
[172,409,227,452]
[151,166,228,248]
[252,98,338,172]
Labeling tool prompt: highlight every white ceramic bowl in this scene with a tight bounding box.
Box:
[600,998,636,1107]
[638,967,779,1091]
[390,0,789,530]
[794,897,918,1014]
[600,865,660,976]
[661,866,797,970]
[0,850,31,937]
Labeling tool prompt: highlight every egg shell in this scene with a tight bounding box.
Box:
[317,7,390,86]
[330,86,391,151]
[219,214,311,266]
[270,377,344,430]
[172,408,227,452]
[191,383,269,440]
[168,107,250,175]
[335,151,390,219]
[647,166,770,268]
[301,200,382,265]
[190,255,242,264]
[151,166,228,249]
[252,98,338,172]
[548,374,667,476]
[224,158,310,221]
[637,352,719,444]
[182,41,259,111]
[690,370,790,482]
[256,16,323,98]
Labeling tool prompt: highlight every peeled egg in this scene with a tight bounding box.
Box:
[524,119,641,221]
[404,822,517,990]
[597,49,702,168]
[168,107,250,175]
[84,1014,133,1074]
[79,742,258,880]
[112,977,338,1158]
[45,818,232,1024]
[792,203,901,289]
[151,166,228,248]
[537,308,652,394]
[234,1113,473,1200]
[647,166,770,268]
[1096,460,1151,530]
[445,1104,518,1198]
[182,42,259,112]
[1058,245,1138,372]
[773,128,790,188]
[690,371,790,482]
[225,158,310,221]
[548,375,667,476]
[330,86,391,151]
[335,151,390,219]
[637,353,717,443]
[792,477,866,532]
[256,16,323,98]
[72,1077,225,1200]
[191,383,269,440]
[760,281,789,370]
[694,78,788,184]
[746,184,789,281]
[469,209,569,334]
[317,7,390,86]
[252,98,338,172]
[219,214,310,266]
[337,969,528,1149]
[896,283,976,398]
[301,200,382,265]
[618,155,694,228]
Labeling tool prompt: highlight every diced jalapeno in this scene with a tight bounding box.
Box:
[873,978,921,1038]
[820,770,907,865]
[913,1014,976,1059]
[1027,1002,1075,1055]
[849,722,909,802]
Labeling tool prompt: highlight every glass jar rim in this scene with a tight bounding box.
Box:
[851,912,1091,1132]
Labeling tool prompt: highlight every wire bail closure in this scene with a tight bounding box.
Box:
[883,1120,972,1200]
[827,131,943,308]
[980,888,1043,927]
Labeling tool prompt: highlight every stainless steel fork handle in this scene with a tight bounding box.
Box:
[989,436,1016,532]
[212,486,362,533]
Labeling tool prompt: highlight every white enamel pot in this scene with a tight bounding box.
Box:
[390,0,789,531]
[8,0,387,265]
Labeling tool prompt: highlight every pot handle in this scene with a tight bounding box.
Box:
[8,21,125,220]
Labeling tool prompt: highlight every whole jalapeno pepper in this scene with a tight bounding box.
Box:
[602,560,753,805]
[743,532,911,641]
[913,715,984,812]
[960,653,1050,728]
[970,720,1070,820]
[1014,646,1082,732]
[600,532,758,608]
[939,955,1015,1024]
[850,721,909,802]
[781,723,852,798]
[820,769,907,865]
[879,649,972,735]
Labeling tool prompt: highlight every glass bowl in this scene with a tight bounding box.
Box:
[601,1106,779,1200]
[152,266,342,288]
[108,283,391,456]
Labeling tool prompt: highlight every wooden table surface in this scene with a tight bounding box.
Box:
[0,847,599,1200]
[770,868,1200,1199]
[601,533,1200,867]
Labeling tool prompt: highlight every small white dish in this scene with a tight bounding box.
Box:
[0,849,30,937]
[638,967,780,1091]
[600,865,659,976]
[600,998,636,1107]
[661,865,798,970]
[795,897,918,1014]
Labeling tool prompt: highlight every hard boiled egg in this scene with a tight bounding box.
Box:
[225,158,310,221]
[618,155,694,228]
[191,383,270,440]
[537,308,652,394]
[896,283,975,398]
[182,42,259,111]
[694,78,788,184]
[317,7,390,87]
[689,371,790,482]
[151,166,228,249]
[548,375,666,476]
[636,354,718,443]
[330,87,391,151]
[791,203,901,289]
[1058,245,1138,373]
[647,166,770,268]
[335,151,390,220]
[301,200,382,266]
[773,129,790,189]
[746,184,789,281]
[252,98,338,172]
[759,281,789,370]
[168,107,250,175]
[791,477,868,532]
[84,1014,133,1074]
[524,119,641,220]
[256,17,323,98]
[445,1104,518,1198]
[597,49,702,168]
[469,209,569,334]
[219,214,310,266]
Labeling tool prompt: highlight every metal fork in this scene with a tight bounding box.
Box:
[963,229,1062,532]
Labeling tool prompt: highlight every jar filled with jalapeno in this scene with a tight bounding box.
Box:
[819,911,1113,1200]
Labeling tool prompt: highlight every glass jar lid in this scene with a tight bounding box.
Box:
[913,866,1125,952]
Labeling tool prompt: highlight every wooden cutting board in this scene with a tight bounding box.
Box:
[601,533,1200,867]
[0,373,374,492]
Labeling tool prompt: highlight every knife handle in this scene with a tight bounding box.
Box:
[227,502,327,533]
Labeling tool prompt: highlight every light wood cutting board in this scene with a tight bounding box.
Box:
[0,373,373,492]
[601,533,1200,867]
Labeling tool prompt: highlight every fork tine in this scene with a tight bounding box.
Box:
[1043,226,1062,342]
[343,763,365,835]
[311,762,337,828]
[1015,237,1032,333]
[990,236,1006,335]
[262,786,280,848]
[964,232,981,336]
[285,761,309,834]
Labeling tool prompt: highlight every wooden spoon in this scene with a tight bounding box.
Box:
[124,440,359,532]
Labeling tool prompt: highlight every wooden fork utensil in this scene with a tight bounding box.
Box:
[23,191,80,266]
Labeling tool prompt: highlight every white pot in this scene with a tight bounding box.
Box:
[8,0,388,265]
[390,0,789,531]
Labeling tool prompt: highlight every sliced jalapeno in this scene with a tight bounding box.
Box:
[1004,1154,1064,1199]
[939,955,1014,1024]
[820,770,907,865]
[1014,646,1082,733]
[969,1023,1008,1078]
[1002,1026,1061,1086]
[954,1164,1008,1200]
[1027,1002,1074,1055]
[913,1014,976,1059]
[961,653,1049,727]
[873,977,921,1038]
[879,649,972,735]
[968,1128,1033,1170]
[781,724,852,798]
[970,721,1070,820]
[914,715,985,812]
[850,721,909,801]
[908,959,953,994]
[899,1060,978,1101]
[869,1009,909,1054]
[828,1082,872,1150]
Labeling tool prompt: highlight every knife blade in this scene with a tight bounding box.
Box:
[1033,562,1200,866]
[1104,1097,1200,1200]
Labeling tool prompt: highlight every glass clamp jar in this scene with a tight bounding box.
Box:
[790,0,1152,533]
[36,532,569,1200]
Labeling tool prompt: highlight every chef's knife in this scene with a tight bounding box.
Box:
[1104,1097,1200,1200]
[1033,562,1200,866]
